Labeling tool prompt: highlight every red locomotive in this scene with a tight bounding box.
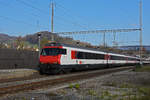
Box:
[39,42,140,74]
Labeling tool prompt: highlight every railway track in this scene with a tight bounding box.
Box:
[0,66,134,98]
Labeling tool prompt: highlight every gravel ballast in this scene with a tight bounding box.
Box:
[0,69,38,80]
[1,68,150,100]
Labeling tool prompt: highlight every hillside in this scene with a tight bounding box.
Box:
[0,31,92,47]
[24,31,74,45]
[0,32,150,52]
[23,31,91,47]
[119,45,150,51]
[0,33,16,43]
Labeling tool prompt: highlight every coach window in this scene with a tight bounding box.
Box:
[41,48,66,56]
[129,58,133,61]
[41,49,46,56]
[111,56,125,60]
[84,52,92,59]
[77,52,84,59]
[84,52,105,59]
[84,52,90,59]
[111,56,116,60]
[76,52,81,59]
[59,49,67,55]
[98,54,105,59]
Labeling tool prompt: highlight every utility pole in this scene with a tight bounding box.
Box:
[37,20,41,58]
[51,1,54,41]
[38,33,41,58]
[113,32,116,47]
[139,0,143,63]
[103,32,106,47]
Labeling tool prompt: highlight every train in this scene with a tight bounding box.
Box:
[39,42,144,74]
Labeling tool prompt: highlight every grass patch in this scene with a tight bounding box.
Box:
[138,87,150,95]
[88,90,97,96]
[74,83,80,89]
[68,83,80,89]
[134,65,150,72]
[69,84,74,89]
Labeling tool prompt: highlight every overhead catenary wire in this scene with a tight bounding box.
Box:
[15,0,48,15]
[0,0,87,33]
[54,15,89,30]
[0,15,47,29]
[0,0,49,31]
[56,28,141,34]
[55,0,139,30]
[0,1,42,18]
[0,0,142,47]
[55,2,92,30]
[53,2,90,30]
[16,0,88,30]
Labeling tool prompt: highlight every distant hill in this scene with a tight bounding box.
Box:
[1,32,149,52]
[23,31,91,46]
[118,46,150,51]
[0,33,16,43]
[0,31,92,47]
[23,31,74,44]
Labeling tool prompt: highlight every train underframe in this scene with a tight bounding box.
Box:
[39,63,137,74]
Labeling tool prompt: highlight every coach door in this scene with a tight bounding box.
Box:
[105,54,110,67]
[71,50,78,64]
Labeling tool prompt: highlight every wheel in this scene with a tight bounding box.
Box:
[39,67,44,75]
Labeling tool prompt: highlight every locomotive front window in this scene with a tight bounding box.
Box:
[41,48,66,56]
